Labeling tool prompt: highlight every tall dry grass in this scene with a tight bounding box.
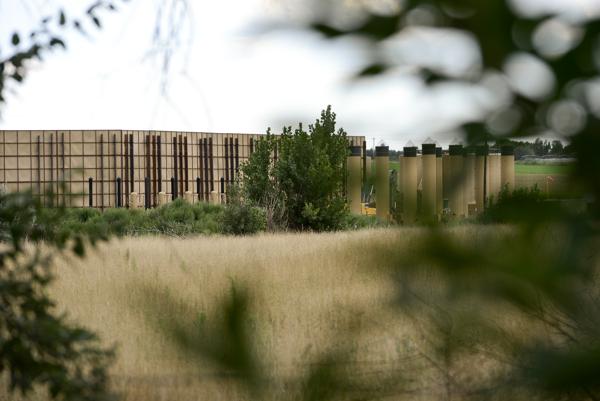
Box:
[3,226,515,401]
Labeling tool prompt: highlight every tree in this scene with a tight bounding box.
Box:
[0,190,114,400]
[240,106,349,231]
[550,140,564,155]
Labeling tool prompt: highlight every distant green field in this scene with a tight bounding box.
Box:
[514,163,572,175]
[386,160,571,176]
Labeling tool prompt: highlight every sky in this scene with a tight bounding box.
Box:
[1,0,599,149]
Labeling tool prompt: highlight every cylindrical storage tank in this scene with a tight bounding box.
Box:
[421,143,437,222]
[448,145,465,217]
[442,152,450,208]
[464,149,476,216]
[402,146,418,223]
[487,148,502,201]
[501,145,515,192]
[347,146,362,214]
[474,145,488,214]
[375,146,390,221]
[436,147,443,215]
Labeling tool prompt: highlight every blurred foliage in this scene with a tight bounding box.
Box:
[0,1,127,106]
[0,189,114,400]
[240,106,350,231]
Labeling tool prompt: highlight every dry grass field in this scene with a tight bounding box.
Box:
[3,227,524,401]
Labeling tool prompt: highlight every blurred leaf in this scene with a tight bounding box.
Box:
[49,38,66,48]
[355,63,388,77]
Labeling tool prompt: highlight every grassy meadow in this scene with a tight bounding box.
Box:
[5,226,526,401]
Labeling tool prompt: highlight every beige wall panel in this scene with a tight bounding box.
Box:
[83,143,96,155]
[5,156,17,169]
[84,156,97,168]
[71,131,83,142]
[6,171,19,182]
[71,156,84,169]
[5,131,17,143]
[17,143,30,155]
[5,144,17,156]
[6,183,18,192]
[71,143,83,155]
[83,131,96,142]
[18,170,32,181]
[18,157,31,168]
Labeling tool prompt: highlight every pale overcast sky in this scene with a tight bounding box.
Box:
[1,0,598,149]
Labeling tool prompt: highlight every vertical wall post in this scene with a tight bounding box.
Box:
[116,177,122,207]
[225,137,230,183]
[184,136,189,192]
[171,177,176,200]
[209,137,214,191]
[144,177,150,209]
[157,135,162,192]
[129,134,134,193]
[88,177,93,208]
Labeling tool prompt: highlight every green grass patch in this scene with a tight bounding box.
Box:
[388,160,571,176]
[515,163,572,175]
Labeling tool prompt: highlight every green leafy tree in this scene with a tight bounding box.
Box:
[277,106,349,231]
[241,106,349,231]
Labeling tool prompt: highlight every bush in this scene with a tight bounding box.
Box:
[240,106,350,232]
[47,200,229,238]
[480,185,557,224]
[221,204,267,235]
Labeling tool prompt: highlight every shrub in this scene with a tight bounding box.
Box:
[240,106,349,232]
[221,204,267,235]
[480,185,556,224]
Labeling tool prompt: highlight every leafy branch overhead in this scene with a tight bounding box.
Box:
[0,0,127,105]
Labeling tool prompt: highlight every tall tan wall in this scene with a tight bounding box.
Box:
[0,130,365,208]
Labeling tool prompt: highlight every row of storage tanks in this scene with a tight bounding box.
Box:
[347,143,515,222]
